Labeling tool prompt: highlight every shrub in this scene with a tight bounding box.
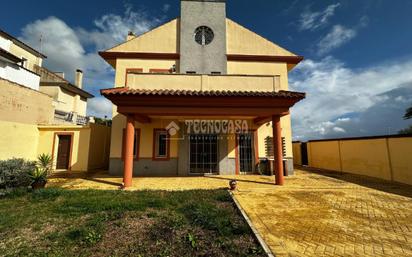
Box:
[37,153,53,175]
[0,158,36,189]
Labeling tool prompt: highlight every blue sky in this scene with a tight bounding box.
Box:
[2,0,412,140]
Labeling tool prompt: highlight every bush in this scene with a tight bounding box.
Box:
[0,158,36,189]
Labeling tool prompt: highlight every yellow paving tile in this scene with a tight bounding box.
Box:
[48,169,412,256]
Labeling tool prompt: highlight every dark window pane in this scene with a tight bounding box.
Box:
[156,132,167,157]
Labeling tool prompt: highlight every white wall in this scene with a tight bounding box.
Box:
[0,37,12,51]
[0,60,40,90]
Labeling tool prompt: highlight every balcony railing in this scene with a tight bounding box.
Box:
[54,110,90,125]
[125,73,281,92]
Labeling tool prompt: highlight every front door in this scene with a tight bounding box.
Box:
[238,133,254,173]
[56,135,71,169]
[189,134,218,174]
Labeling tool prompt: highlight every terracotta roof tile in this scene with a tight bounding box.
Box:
[101,87,305,99]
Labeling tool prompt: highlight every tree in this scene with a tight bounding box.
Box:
[398,106,412,134]
[399,125,412,135]
[404,106,412,120]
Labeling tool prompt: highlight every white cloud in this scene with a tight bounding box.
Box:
[290,57,412,140]
[18,5,164,118]
[162,4,171,13]
[19,17,105,77]
[87,97,113,118]
[317,25,356,55]
[77,5,162,51]
[299,3,341,31]
[333,127,346,133]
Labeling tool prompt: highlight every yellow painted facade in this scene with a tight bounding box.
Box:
[8,43,43,72]
[340,139,392,180]
[0,121,39,160]
[0,120,111,172]
[115,59,177,87]
[39,86,88,117]
[292,142,302,166]
[0,78,54,125]
[301,137,412,185]
[106,6,302,174]
[37,124,111,171]
[125,73,281,92]
[110,115,179,159]
[307,141,342,171]
[37,126,91,171]
[387,137,412,184]
[107,19,179,55]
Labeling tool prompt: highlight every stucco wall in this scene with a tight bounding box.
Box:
[87,124,111,170]
[388,137,412,184]
[115,59,177,87]
[0,60,40,90]
[37,124,111,172]
[0,120,39,160]
[108,19,179,54]
[180,0,227,74]
[292,142,302,165]
[303,136,412,185]
[105,7,303,170]
[37,126,91,171]
[0,78,53,125]
[308,141,341,171]
[110,115,179,159]
[8,41,43,72]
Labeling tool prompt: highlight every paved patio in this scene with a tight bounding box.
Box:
[48,169,412,256]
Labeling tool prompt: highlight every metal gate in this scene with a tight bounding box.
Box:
[238,133,254,173]
[189,134,218,174]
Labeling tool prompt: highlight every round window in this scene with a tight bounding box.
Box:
[194,26,214,46]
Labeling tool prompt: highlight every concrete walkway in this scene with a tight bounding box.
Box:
[48,169,412,256]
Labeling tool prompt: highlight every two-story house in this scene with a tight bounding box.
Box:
[34,66,94,125]
[0,29,45,90]
[0,28,110,172]
[100,0,305,188]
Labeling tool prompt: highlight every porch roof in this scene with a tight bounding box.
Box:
[101,87,305,98]
[101,87,305,123]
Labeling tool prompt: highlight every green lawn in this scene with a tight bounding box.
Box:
[0,189,265,257]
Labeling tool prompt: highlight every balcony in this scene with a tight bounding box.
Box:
[125,73,281,92]
[54,110,91,126]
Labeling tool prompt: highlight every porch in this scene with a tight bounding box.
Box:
[101,86,305,188]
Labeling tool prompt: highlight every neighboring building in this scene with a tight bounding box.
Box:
[0,28,110,172]
[0,29,46,90]
[34,66,94,125]
[100,0,305,187]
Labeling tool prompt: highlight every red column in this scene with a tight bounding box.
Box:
[272,115,284,185]
[123,115,135,188]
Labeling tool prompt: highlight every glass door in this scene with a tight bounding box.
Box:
[189,134,218,174]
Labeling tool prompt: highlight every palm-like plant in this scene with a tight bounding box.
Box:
[28,166,48,189]
[37,153,53,175]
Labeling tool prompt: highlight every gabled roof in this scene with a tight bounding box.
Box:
[99,18,303,68]
[41,81,94,99]
[37,66,94,99]
[0,29,47,59]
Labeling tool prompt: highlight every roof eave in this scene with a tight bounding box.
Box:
[41,82,94,99]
